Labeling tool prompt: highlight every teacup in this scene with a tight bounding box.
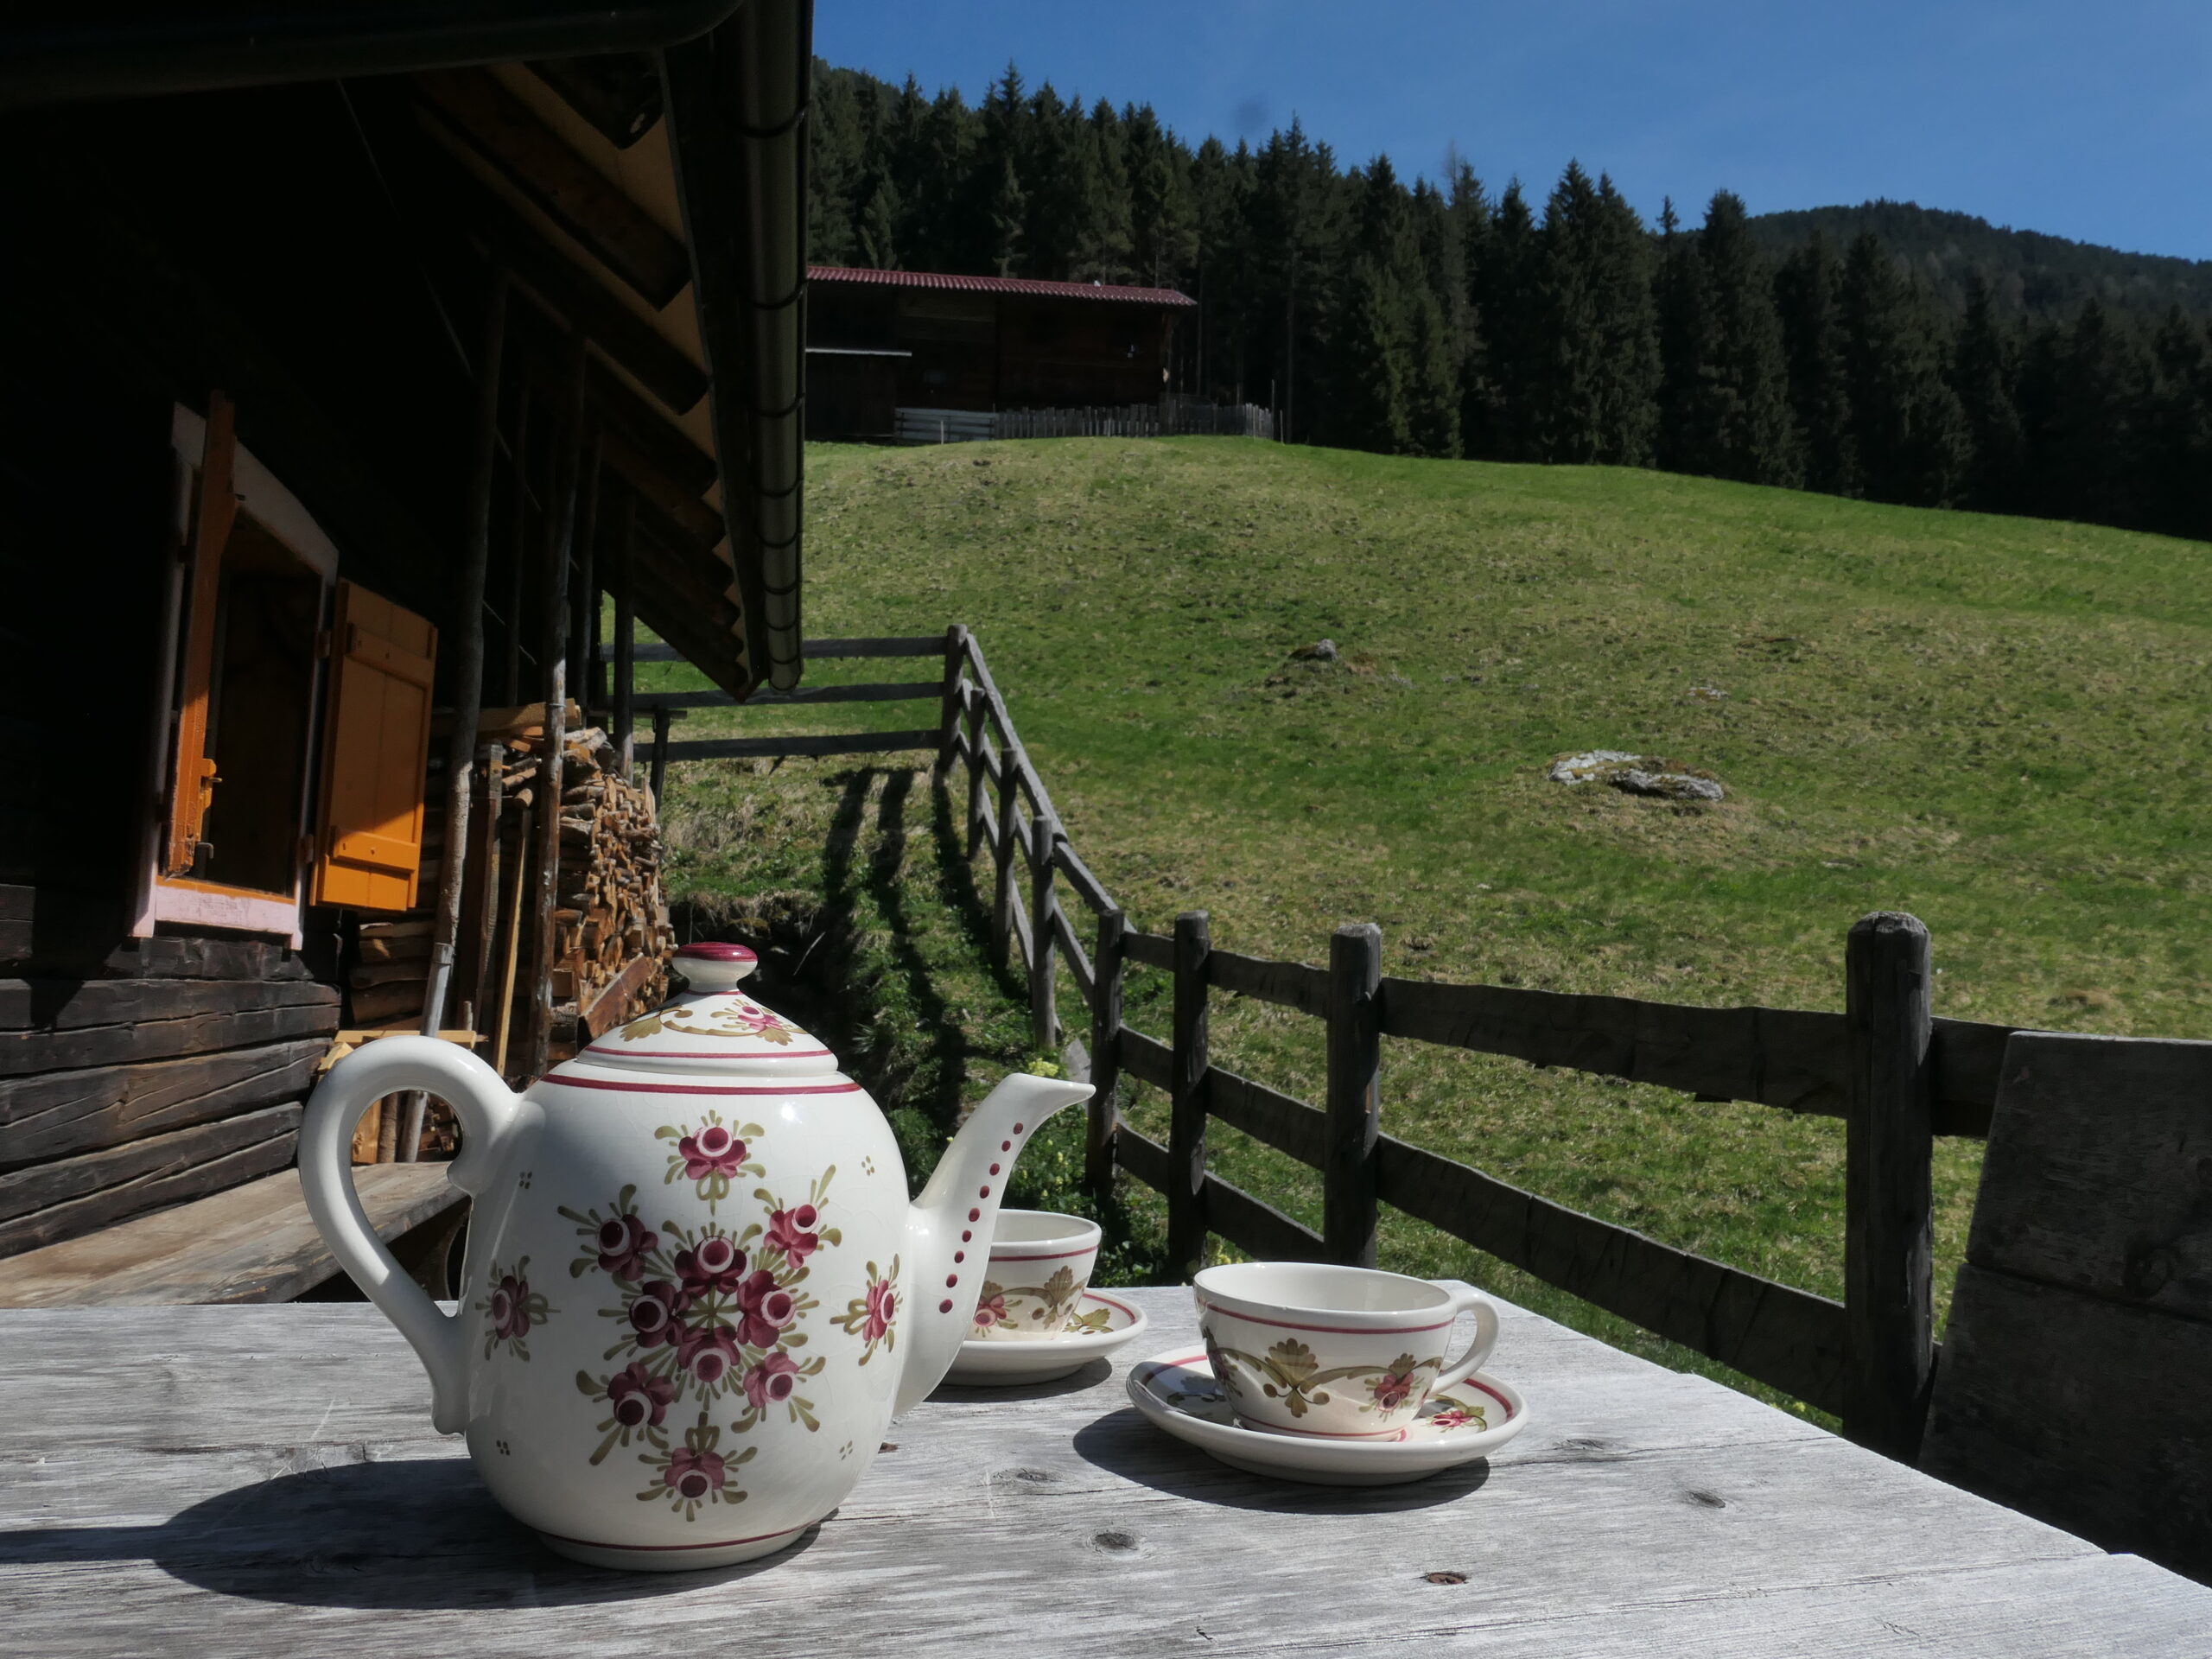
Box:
[1193,1262,1498,1438]
[969,1210,1103,1340]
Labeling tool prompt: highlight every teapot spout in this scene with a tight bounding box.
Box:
[895,1071,1093,1414]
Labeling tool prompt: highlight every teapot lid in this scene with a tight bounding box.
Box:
[569,943,838,1077]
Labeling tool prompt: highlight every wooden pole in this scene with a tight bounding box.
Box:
[1168,910,1211,1280]
[1325,922,1383,1267]
[964,684,988,859]
[572,476,597,709]
[991,733,1018,963]
[1844,910,1936,1462]
[612,497,636,779]
[527,350,589,1081]
[648,702,671,809]
[404,271,508,1161]
[1087,906,1125,1198]
[493,801,530,1077]
[936,624,969,779]
[502,390,531,704]
[464,741,506,1027]
[1028,814,1056,1054]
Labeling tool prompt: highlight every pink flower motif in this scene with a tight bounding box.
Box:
[766,1204,822,1265]
[676,1233,747,1299]
[677,1123,747,1181]
[489,1273,532,1340]
[733,1269,797,1351]
[664,1446,727,1501]
[1430,1406,1478,1433]
[969,1291,1009,1332]
[729,1003,789,1035]
[627,1280,690,1348]
[863,1277,897,1344]
[1370,1368,1418,1413]
[677,1322,741,1386]
[607,1363,675,1428]
[742,1350,801,1410]
[595,1213,659,1280]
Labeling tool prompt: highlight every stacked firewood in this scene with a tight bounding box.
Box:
[347,916,435,1027]
[541,726,674,1033]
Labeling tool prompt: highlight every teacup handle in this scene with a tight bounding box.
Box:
[1428,1282,1499,1396]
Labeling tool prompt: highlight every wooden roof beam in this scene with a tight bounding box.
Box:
[416,65,691,309]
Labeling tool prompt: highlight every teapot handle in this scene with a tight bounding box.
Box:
[298,1036,524,1434]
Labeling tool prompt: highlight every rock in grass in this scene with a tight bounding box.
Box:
[1549,750,1726,802]
[1290,638,1339,662]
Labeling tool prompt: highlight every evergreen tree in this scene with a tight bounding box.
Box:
[1330,253,1413,452]
[1446,160,1497,455]
[1951,270,2026,512]
[1072,99,1135,281]
[1474,181,1541,460]
[2148,308,2212,541]
[1127,105,1197,289]
[1774,231,1857,494]
[1652,197,1711,474]
[1694,191,1799,485]
[2044,299,2151,527]
[1532,163,1658,466]
[1839,232,1967,505]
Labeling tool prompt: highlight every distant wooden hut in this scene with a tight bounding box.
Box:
[0,3,813,1301]
[804,266,1195,440]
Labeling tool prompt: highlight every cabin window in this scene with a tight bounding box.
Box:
[144,399,339,938]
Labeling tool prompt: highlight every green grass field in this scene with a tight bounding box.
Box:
[656,436,2212,1413]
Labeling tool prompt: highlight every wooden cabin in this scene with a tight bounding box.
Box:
[804,267,1194,440]
[0,3,813,1303]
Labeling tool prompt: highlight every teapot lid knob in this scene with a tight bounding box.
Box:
[672,941,758,994]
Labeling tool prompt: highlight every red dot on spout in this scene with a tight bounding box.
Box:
[967,1209,980,1222]
[1001,1141,1012,1152]
[978,1186,991,1198]
[954,1251,964,1263]
[988,1163,1001,1176]
[961,1230,972,1242]
[938,1299,953,1313]
[1013,1123,1025,1134]
[945,1274,958,1288]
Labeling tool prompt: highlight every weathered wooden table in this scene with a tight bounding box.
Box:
[3,1287,2207,1656]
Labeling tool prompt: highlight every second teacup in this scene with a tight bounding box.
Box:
[969,1209,1103,1340]
[1193,1261,1498,1438]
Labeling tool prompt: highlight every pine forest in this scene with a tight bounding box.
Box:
[808,62,2212,545]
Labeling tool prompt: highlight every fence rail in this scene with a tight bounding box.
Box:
[653,621,2038,1458]
[894,400,1280,445]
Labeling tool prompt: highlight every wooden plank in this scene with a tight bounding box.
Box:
[0,1104,301,1243]
[416,67,691,308]
[1325,923,1382,1268]
[1378,975,1851,1116]
[0,1124,298,1260]
[1843,911,1936,1460]
[94,936,315,982]
[934,624,968,777]
[1374,1132,1848,1413]
[1959,1032,2212,1311]
[1112,1123,1174,1194]
[0,1165,461,1306]
[625,634,948,664]
[1050,837,1115,916]
[580,951,660,1040]
[1027,816,1057,1053]
[632,680,942,711]
[1926,1262,2212,1581]
[1050,903,1094,1008]
[964,687,990,858]
[1168,912,1211,1278]
[1086,908,1125,1194]
[1208,1065,1327,1168]
[1205,1172,1328,1262]
[1206,948,1329,1018]
[1930,1016,2030,1136]
[0,976,336,1033]
[656,729,940,761]
[1119,1027,1173,1090]
[0,1039,324,1170]
[3,1292,2210,1654]
[1122,930,1173,971]
[992,728,1019,965]
[0,1001,340,1077]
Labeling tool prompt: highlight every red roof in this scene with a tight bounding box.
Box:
[807,265,1194,308]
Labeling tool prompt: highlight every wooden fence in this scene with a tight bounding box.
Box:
[642,624,2033,1462]
[894,401,1279,445]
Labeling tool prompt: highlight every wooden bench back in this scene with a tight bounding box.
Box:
[1923,1031,2212,1580]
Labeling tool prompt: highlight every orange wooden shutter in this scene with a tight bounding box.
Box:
[165,391,238,876]
[312,580,438,912]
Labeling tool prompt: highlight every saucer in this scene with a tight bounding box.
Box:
[1126,1346,1529,1485]
[942,1289,1150,1385]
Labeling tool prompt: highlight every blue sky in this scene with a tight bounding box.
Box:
[815,1,2212,262]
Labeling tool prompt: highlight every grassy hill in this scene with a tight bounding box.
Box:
[657,436,2212,1410]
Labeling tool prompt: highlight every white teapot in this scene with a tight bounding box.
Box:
[299,942,1091,1569]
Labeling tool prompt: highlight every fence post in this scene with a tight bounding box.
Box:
[648,702,671,809]
[964,684,988,858]
[1168,910,1211,1279]
[991,734,1018,963]
[1844,911,1936,1462]
[935,623,969,779]
[1087,906,1126,1197]
[1325,923,1383,1268]
[1028,814,1057,1054]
